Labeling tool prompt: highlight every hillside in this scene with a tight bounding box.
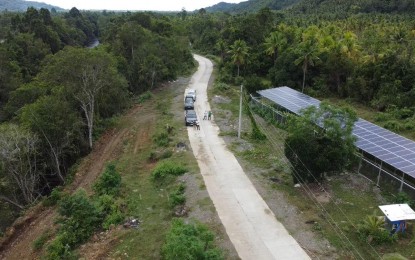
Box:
[290,0,415,14]
[205,0,301,13]
[0,0,63,12]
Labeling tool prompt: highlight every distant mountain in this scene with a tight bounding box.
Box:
[0,0,64,12]
[205,0,301,13]
[290,0,415,14]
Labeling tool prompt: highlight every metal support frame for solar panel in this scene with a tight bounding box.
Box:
[257,87,415,193]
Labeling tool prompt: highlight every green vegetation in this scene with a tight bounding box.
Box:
[151,161,187,181]
[0,8,194,228]
[209,62,413,258]
[93,163,122,196]
[285,102,358,183]
[2,0,415,258]
[358,214,397,245]
[162,218,224,260]
[169,183,186,208]
[44,164,125,258]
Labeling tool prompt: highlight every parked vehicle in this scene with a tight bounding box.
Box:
[186,89,196,101]
[184,96,194,110]
[185,109,198,126]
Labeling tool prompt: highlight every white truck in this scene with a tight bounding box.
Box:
[185,88,196,101]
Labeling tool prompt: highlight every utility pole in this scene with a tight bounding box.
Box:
[238,85,243,139]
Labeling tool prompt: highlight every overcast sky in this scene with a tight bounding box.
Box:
[34,0,246,11]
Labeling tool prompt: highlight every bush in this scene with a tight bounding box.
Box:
[151,161,187,181]
[243,75,265,94]
[162,219,224,260]
[43,187,65,207]
[383,120,402,132]
[169,184,186,207]
[46,190,102,258]
[136,91,152,104]
[160,150,173,159]
[102,209,124,230]
[214,82,230,92]
[93,163,122,196]
[96,194,125,230]
[153,131,171,147]
[357,214,397,245]
[46,234,77,260]
[394,192,415,207]
[33,230,52,251]
[57,189,102,246]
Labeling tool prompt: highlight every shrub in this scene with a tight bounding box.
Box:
[403,121,414,130]
[43,187,65,207]
[169,184,186,207]
[162,219,224,260]
[102,209,124,230]
[46,234,77,260]
[383,120,402,132]
[394,192,415,207]
[153,131,171,147]
[56,189,102,246]
[151,161,187,181]
[96,194,125,230]
[46,189,102,259]
[93,163,122,196]
[243,75,265,94]
[137,91,152,104]
[214,82,230,91]
[33,230,52,250]
[357,214,397,245]
[161,149,173,159]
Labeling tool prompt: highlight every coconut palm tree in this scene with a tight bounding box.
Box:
[264,31,287,65]
[228,39,250,77]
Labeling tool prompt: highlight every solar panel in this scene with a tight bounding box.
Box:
[257,87,415,179]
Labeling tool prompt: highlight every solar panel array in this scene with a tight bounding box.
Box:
[257,87,415,178]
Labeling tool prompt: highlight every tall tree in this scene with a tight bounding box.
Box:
[19,95,82,183]
[228,39,250,77]
[0,124,39,207]
[294,27,321,92]
[285,103,357,183]
[38,47,128,149]
[264,31,287,65]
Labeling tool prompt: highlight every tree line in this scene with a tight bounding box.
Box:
[0,8,193,213]
[185,8,415,124]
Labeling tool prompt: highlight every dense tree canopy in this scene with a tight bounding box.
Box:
[285,103,358,183]
[185,8,415,117]
[0,8,195,211]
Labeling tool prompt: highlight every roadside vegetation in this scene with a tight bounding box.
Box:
[1,0,415,258]
[208,80,415,258]
[0,8,193,231]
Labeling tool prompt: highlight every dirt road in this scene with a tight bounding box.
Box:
[187,55,310,260]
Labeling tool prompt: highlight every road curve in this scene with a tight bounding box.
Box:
[186,54,310,260]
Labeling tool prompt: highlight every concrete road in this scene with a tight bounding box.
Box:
[186,54,311,260]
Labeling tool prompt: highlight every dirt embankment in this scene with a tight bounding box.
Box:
[0,104,149,260]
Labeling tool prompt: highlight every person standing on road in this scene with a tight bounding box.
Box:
[208,111,212,120]
[195,120,200,130]
[203,111,208,120]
